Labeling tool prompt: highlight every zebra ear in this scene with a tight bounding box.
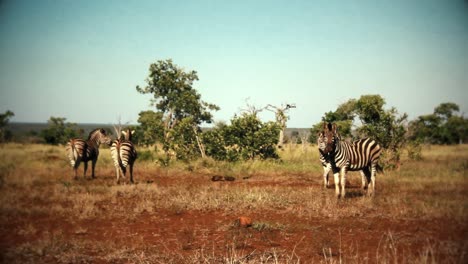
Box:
[122,130,127,137]
[131,130,135,135]
[323,122,328,131]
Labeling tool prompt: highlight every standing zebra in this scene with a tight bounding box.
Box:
[320,151,367,190]
[110,128,137,184]
[318,122,382,198]
[66,128,111,179]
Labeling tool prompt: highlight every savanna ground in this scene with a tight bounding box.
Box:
[0,143,467,263]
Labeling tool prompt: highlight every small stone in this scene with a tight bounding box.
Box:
[211,175,224,181]
[223,176,236,181]
[236,216,252,227]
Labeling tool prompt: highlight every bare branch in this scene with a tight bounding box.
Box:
[239,98,267,116]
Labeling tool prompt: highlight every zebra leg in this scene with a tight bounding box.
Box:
[115,166,120,184]
[73,158,81,180]
[360,170,367,190]
[323,163,331,188]
[361,167,371,191]
[121,166,127,181]
[129,164,134,184]
[369,163,377,196]
[340,167,347,198]
[91,158,97,179]
[333,171,340,198]
[83,162,88,178]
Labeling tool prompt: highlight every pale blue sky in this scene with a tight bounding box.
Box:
[1,0,467,127]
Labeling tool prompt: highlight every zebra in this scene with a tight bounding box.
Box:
[110,128,137,184]
[318,122,382,198]
[66,128,112,179]
[320,151,367,190]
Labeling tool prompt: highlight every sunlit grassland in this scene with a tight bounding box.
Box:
[0,143,466,221]
[0,143,467,263]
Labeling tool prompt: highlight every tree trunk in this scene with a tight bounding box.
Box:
[278,129,284,149]
[193,126,206,158]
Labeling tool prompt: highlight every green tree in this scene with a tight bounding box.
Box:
[0,110,14,142]
[41,117,80,145]
[409,102,467,144]
[136,59,219,160]
[136,110,165,146]
[444,115,468,144]
[408,114,441,144]
[203,113,281,161]
[202,122,229,161]
[434,102,459,120]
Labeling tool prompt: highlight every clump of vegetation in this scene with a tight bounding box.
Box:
[40,117,81,145]
[409,102,468,145]
[203,113,281,161]
[136,59,220,161]
[0,110,14,142]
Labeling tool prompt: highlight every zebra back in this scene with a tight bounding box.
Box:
[335,137,381,170]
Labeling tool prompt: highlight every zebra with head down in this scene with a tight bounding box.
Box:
[318,122,382,198]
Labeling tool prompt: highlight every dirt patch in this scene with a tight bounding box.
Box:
[1,175,467,263]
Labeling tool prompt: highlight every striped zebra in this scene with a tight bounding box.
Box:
[320,152,367,190]
[110,128,137,184]
[318,122,382,198]
[66,128,111,179]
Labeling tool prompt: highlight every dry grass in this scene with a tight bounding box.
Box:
[0,143,467,263]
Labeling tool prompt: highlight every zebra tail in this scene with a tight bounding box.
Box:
[376,163,385,175]
[67,140,78,167]
[117,142,125,169]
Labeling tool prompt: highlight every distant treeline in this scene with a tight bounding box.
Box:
[5,122,309,143]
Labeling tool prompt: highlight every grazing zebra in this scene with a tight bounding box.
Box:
[66,128,111,179]
[320,152,367,190]
[318,122,382,198]
[110,128,137,184]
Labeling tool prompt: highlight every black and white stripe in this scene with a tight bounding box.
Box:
[66,128,111,179]
[318,122,382,198]
[110,128,137,184]
[320,152,367,190]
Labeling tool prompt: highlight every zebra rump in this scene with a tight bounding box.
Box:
[111,140,137,170]
[110,129,137,183]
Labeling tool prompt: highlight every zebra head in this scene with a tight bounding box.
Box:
[88,128,112,146]
[318,122,338,155]
[121,129,135,141]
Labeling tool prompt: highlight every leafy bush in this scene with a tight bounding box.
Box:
[409,103,468,145]
[41,117,81,145]
[0,110,14,143]
[203,113,281,161]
